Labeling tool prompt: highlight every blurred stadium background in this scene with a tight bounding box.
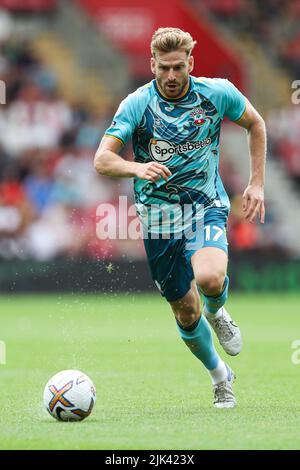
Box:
[0,0,300,293]
[1,0,300,452]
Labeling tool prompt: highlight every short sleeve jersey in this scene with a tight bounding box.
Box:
[105,76,246,212]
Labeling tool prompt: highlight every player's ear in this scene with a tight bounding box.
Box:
[188,55,194,73]
[150,57,156,75]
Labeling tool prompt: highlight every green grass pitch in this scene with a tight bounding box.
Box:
[0,293,299,450]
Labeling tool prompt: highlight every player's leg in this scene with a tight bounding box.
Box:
[192,246,228,312]
[191,246,242,356]
[169,281,236,408]
[144,234,236,407]
[170,279,225,375]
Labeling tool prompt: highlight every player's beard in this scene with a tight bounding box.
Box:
[157,75,189,99]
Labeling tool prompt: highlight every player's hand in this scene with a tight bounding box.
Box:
[133,162,172,182]
[242,184,265,224]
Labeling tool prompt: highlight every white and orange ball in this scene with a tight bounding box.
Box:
[43,370,96,422]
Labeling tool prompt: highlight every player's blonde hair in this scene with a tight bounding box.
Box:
[151,27,196,57]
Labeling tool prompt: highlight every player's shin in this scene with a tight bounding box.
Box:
[201,276,243,356]
[176,314,227,384]
[201,275,229,316]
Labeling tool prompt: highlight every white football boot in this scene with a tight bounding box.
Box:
[205,306,242,356]
[213,365,236,409]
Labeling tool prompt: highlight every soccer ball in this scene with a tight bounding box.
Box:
[43,370,96,422]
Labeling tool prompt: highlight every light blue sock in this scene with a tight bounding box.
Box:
[202,275,229,314]
[176,315,220,370]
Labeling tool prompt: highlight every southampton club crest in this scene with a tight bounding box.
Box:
[190,107,207,127]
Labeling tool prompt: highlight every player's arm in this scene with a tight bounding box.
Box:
[94,136,171,182]
[235,98,266,224]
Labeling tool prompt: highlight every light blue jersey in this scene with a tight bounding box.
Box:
[105,76,246,216]
[105,76,246,300]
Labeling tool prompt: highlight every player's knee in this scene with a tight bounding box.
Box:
[175,309,199,328]
[171,303,199,328]
[196,270,225,295]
